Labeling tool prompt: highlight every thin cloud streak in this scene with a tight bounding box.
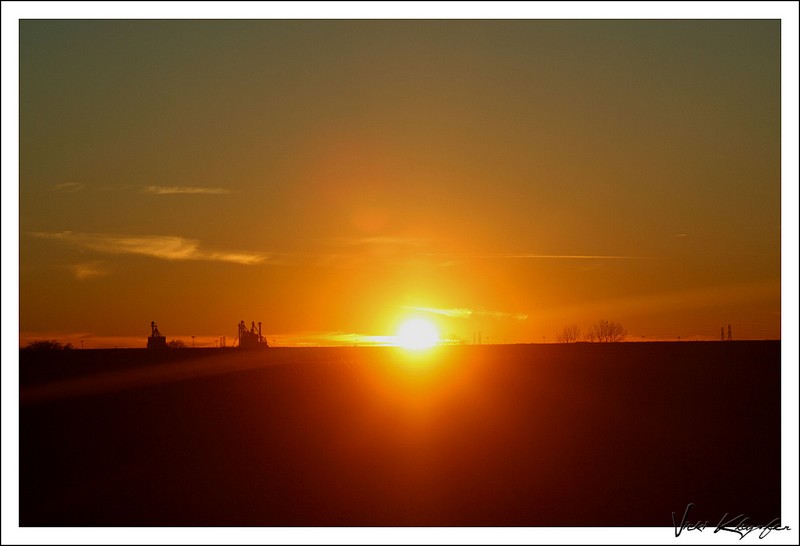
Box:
[403,306,528,321]
[287,331,397,347]
[475,254,657,260]
[52,182,85,193]
[142,185,231,195]
[403,306,474,318]
[331,236,427,247]
[31,231,266,265]
[424,253,660,261]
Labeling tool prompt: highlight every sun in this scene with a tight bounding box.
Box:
[396,319,440,350]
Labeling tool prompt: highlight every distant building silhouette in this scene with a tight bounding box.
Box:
[238,320,269,349]
[147,321,167,350]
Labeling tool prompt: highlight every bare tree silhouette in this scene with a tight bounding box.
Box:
[586,320,627,343]
[556,324,581,343]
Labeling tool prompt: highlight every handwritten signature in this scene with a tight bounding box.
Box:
[673,503,790,540]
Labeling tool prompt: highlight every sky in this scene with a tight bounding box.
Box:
[16,17,784,347]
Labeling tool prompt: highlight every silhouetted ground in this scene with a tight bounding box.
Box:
[19,342,780,526]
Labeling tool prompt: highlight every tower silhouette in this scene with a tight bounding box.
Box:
[727,324,732,341]
[721,327,725,341]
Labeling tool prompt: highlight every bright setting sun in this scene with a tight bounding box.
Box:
[395,319,440,350]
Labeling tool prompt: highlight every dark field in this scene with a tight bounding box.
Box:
[19,341,780,526]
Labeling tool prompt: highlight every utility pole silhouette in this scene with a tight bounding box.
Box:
[727,324,732,341]
[721,327,725,341]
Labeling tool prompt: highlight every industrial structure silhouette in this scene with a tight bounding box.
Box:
[147,320,269,349]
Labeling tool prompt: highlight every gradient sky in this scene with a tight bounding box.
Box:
[18,19,781,347]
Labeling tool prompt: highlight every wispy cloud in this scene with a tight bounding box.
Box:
[402,306,528,321]
[142,185,230,195]
[201,251,266,265]
[483,310,530,321]
[32,231,266,265]
[303,236,432,267]
[71,262,109,280]
[403,306,474,318]
[471,254,656,260]
[52,182,85,193]
[286,331,397,347]
[333,236,426,247]
[423,252,660,262]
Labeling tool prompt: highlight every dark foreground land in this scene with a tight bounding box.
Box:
[20,341,780,526]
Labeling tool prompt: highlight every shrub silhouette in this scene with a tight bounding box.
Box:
[23,340,74,351]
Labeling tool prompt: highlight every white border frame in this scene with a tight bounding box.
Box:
[3,2,797,545]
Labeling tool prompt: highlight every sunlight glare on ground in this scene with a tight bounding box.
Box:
[395,319,440,350]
